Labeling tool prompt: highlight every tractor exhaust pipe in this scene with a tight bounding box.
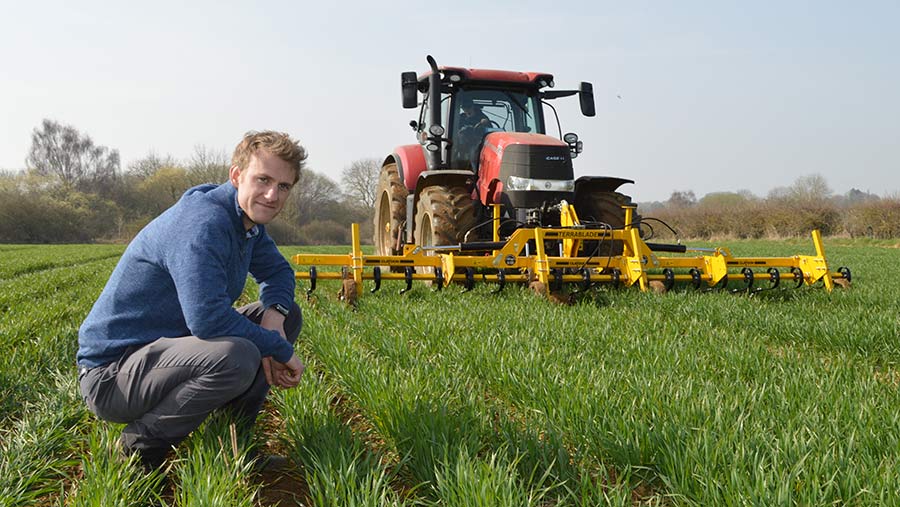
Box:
[425,55,443,170]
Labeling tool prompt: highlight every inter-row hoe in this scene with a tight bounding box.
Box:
[292,56,850,303]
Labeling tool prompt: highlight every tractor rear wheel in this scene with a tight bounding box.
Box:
[573,191,640,256]
[373,163,408,256]
[414,185,477,279]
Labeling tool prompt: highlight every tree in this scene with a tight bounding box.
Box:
[698,191,755,208]
[845,188,879,204]
[127,151,178,179]
[136,167,192,215]
[341,158,380,210]
[770,174,832,202]
[187,145,229,185]
[26,119,120,195]
[787,174,831,201]
[667,190,697,208]
[282,169,342,225]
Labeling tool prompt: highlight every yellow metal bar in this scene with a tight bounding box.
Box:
[351,223,363,285]
[560,201,580,257]
[533,228,549,290]
[811,229,834,291]
[441,253,456,288]
[621,207,648,290]
[292,253,351,266]
[492,204,501,242]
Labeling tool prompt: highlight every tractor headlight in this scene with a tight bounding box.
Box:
[507,176,575,192]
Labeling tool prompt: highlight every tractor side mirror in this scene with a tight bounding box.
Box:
[579,82,596,117]
[402,72,419,109]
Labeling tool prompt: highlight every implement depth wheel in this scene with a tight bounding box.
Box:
[373,163,408,256]
[573,190,640,256]
[414,185,477,282]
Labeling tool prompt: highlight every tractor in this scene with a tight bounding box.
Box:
[291,56,850,302]
[374,55,635,258]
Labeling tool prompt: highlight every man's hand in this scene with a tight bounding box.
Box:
[259,305,299,387]
[262,354,305,389]
[260,307,287,338]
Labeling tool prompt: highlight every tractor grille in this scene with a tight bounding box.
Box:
[499,144,574,208]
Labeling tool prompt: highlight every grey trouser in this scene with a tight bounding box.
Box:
[79,301,302,452]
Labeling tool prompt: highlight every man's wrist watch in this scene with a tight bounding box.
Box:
[270,303,290,317]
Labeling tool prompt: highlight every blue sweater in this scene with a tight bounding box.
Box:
[77,183,297,368]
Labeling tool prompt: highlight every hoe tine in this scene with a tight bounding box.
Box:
[306,266,318,300]
[581,268,592,292]
[370,267,381,294]
[490,270,506,293]
[689,268,702,290]
[463,268,475,292]
[663,268,675,292]
[834,266,852,289]
[550,268,564,293]
[732,268,754,295]
[767,267,781,290]
[837,266,852,284]
[790,267,804,288]
[400,267,414,294]
[434,268,444,291]
[567,268,591,296]
[611,268,621,289]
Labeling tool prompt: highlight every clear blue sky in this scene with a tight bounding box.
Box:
[2,0,897,202]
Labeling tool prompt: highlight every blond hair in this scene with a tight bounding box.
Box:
[232,130,307,183]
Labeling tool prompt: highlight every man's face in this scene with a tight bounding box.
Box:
[230,149,295,230]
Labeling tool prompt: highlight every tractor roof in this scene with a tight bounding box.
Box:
[419,66,555,90]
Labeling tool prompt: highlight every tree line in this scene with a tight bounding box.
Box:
[1,119,897,244]
[642,174,899,240]
[1,120,380,244]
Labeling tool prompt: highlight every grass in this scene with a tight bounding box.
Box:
[66,425,167,507]
[0,240,897,505]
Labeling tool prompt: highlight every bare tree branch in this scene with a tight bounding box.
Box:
[26,119,120,195]
[341,158,380,210]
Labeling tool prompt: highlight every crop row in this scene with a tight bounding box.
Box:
[0,244,124,280]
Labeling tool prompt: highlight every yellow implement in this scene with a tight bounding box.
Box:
[292,204,851,302]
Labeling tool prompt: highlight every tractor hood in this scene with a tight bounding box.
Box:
[479,132,575,208]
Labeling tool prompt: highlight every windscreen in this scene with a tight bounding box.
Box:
[452,88,541,135]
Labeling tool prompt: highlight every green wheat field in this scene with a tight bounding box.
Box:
[1,239,898,506]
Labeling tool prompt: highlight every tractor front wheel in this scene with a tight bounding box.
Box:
[414,185,477,280]
[373,163,408,256]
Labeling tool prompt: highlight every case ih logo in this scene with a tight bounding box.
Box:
[545,155,565,161]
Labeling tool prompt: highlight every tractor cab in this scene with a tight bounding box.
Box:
[403,59,590,173]
[377,55,633,258]
[448,88,543,170]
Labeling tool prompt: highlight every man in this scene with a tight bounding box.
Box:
[455,96,493,169]
[458,96,491,130]
[77,130,307,470]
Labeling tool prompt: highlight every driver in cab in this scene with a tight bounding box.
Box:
[456,97,491,169]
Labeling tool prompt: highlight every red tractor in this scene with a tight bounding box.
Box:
[374,55,638,256]
[290,55,849,299]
